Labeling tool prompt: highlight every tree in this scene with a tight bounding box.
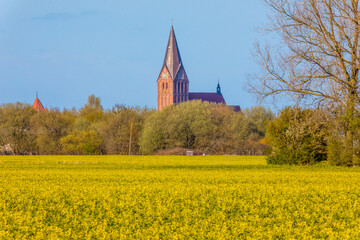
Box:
[99,106,147,155]
[0,103,37,155]
[192,103,235,154]
[244,106,274,140]
[60,130,102,155]
[140,108,169,154]
[80,95,103,123]
[31,109,75,154]
[140,101,238,155]
[232,107,274,155]
[266,107,329,165]
[60,95,104,155]
[251,0,360,164]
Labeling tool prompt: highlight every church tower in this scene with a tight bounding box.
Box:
[32,93,48,112]
[157,26,189,110]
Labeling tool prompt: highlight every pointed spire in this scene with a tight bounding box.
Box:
[163,26,183,80]
[217,80,222,95]
[32,93,47,112]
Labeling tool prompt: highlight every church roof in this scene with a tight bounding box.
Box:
[189,92,226,104]
[163,26,183,80]
[229,105,241,112]
[32,97,46,111]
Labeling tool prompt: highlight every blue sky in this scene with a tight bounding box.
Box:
[0,0,270,110]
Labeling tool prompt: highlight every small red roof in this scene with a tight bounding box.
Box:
[189,92,226,104]
[32,97,47,111]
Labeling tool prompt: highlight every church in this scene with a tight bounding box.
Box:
[157,26,240,112]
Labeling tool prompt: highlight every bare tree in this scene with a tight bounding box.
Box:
[252,0,360,132]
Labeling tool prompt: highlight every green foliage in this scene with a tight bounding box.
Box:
[0,95,272,155]
[79,95,103,123]
[0,103,37,155]
[31,109,75,154]
[140,101,237,154]
[244,106,274,140]
[140,108,169,154]
[231,106,274,155]
[57,95,105,155]
[99,105,148,155]
[327,134,347,166]
[266,107,329,165]
[327,112,360,166]
[140,101,271,155]
[60,129,103,155]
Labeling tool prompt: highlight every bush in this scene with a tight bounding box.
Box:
[266,107,329,165]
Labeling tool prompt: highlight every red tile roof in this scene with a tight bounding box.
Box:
[32,97,47,112]
[189,92,226,104]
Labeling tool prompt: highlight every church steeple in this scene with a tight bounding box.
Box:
[217,80,222,95]
[32,93,48,112]
[163,26,183,80]
[157,25,189,111]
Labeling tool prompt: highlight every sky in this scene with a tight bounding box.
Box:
[0,0,270,110]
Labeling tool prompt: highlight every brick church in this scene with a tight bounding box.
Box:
[157,26,240,111]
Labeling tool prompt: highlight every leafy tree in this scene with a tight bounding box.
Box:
[0,103,37,155]
[192,103,235,154]
[100,106,148,155]
[60,130,102,155]
[244,106,274,140]
[31,109,75,154]
[140,106,173,154]
[266,107,329,165]
[327,111,360,166]
[231,107,273,155]
[61,95,104,155]
[79,95,103,123]
[251,0,360,164]
[141,101,240,155]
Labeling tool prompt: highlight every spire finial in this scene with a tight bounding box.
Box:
[171,18,173,26]
[36,91,38,98]
[217,80,222,95]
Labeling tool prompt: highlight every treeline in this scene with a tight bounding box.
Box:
[0,95,273,155]
[141,101,273,155]
[265,107,360,166]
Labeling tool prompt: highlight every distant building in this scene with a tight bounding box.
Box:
[32,94,48,112]
[157,26,240,111]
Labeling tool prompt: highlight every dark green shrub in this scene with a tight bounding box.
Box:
[266,107,329,165]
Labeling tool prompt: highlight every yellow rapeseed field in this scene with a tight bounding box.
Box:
[1,155,360,239]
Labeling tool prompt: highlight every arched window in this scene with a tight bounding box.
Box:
[162,83,164,90]
[166,82,168,89]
